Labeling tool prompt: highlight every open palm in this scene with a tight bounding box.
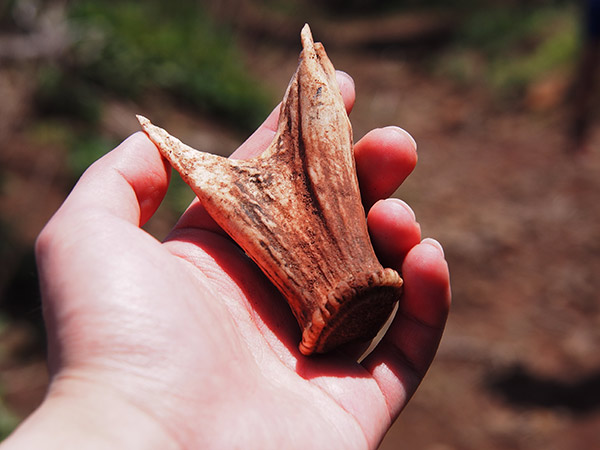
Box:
[6,73,450,450]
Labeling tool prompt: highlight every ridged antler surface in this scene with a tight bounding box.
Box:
[138,24,403,355]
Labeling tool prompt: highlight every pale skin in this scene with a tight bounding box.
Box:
[2,72,451,449]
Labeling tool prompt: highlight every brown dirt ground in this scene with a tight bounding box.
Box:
[2,21,600,449]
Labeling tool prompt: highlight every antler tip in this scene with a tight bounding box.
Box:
[300,23,314,49]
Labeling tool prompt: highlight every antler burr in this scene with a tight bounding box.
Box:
[138,24,403,355]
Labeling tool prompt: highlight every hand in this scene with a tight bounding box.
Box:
[3,72,450,449]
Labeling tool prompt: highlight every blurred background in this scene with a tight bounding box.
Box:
[1,0,600,448]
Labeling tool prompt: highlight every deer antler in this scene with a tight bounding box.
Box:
[138,24,403,355]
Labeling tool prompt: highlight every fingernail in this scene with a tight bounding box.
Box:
[388,198,416,221]
[384,126,417,152]
[422,237,445,257]
[335,70,355,87]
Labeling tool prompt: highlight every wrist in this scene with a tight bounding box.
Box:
[2,374,180,450]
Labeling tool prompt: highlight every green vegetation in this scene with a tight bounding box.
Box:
[0,316,19,440]
[437,4,578,99]
[486,11,577,93]
[35,1,272,131]
[0,385,19,440]
[66,1,271,130]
